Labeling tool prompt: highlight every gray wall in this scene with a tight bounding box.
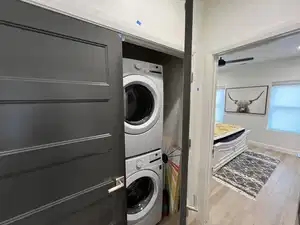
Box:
[162,57,184,151]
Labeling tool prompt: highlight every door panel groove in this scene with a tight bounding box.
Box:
[0,150,109,180]
[0,75,110,86]
[0,153,115,222]
[0,135,112,178]
[0,82,110,101]
[0,99,110,104]
[0,133,111,156]
[0,180,114,225]
[0,20,107,48]
[0,103,114,152]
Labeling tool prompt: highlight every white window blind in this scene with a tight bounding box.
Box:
[215,88,225,122]
[268,84,300,133]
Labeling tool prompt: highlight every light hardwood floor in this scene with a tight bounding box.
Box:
[161,147,300,225]
[209,147,300,225]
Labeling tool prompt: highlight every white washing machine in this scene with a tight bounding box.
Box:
[126,149,163,225]
[123,58,163,158]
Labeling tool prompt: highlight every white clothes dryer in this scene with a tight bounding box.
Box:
[123,58,163,158]
[126,149,163,225]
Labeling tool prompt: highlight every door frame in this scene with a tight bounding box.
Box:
[179,0,194,225]
[196,21,300,225]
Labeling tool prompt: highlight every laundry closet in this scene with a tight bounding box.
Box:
[122,40,184,224]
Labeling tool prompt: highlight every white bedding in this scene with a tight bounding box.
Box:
[214,123,245,141]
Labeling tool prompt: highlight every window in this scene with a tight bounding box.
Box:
[268,84,300,133]
[215,88,225,122]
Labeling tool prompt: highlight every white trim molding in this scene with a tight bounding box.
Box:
[272,80,300,86]
[211,22,300,56]
[248,140,299,156]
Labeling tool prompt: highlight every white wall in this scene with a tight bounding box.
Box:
[203,0,300,52]
[218,57,300,153]
[192,0,300,223]
[23,0,185,51]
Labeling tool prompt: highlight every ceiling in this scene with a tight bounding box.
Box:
[219,31,300,70]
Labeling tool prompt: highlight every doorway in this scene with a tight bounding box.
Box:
[205,26,300,225]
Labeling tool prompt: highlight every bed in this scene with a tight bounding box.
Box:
[213,123,250,172]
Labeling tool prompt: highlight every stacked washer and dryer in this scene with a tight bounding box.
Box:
[123,58,164,225]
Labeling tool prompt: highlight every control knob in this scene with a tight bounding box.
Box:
[134,64,142,70]
[136,160,143,169]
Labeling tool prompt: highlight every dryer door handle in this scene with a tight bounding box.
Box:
[108,176,125,194]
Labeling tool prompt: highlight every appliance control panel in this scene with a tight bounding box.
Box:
[148,151,161,163]
[133,62,163,75]
[126,150,162,173]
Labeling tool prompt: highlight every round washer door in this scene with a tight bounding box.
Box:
[124,74,161,134]
[126,170,160,222]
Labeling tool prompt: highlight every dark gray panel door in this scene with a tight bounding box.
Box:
[0,1,126,225]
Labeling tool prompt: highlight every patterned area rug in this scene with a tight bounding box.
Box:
[213,150,280,199]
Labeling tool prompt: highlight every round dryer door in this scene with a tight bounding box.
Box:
[124,74,161,134]
[126,170,160,222]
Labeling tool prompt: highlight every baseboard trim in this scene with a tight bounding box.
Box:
[248,140,299,156]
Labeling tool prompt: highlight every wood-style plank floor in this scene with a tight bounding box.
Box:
[160,147,300,225]
[209,147,300,225]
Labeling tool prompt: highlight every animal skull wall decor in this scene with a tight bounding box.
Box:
[228,91,265,113]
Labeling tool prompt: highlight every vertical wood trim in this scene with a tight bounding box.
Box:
[180,0,194,224]
[194,54,217,225]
